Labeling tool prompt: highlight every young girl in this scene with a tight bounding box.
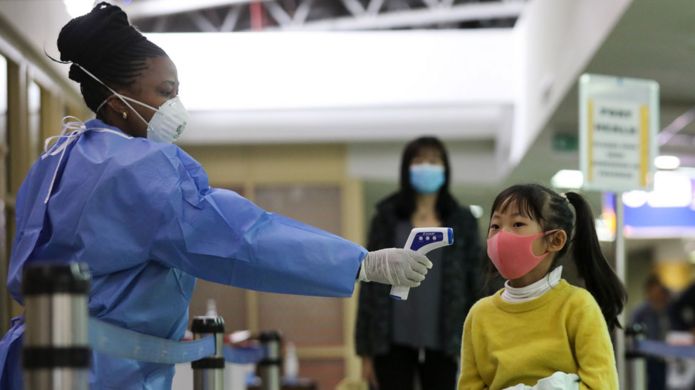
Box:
[459,184,627,390]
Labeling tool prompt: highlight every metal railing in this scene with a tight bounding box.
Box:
[21,262,280,390]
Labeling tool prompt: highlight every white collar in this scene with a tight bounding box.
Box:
[502,266,563,303]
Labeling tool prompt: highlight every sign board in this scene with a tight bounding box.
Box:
[579,74,659,192]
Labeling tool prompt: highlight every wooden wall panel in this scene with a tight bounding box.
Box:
[188,281,247,332]
[255,185,342,234]
[254,184,345,347]
[300,358,345,390]
[182,145,365,385]
[258,293,344,347]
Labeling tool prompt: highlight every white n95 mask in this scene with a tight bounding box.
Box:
[109,94,189,144]
[147,97,189,143]
[76,63,189,144]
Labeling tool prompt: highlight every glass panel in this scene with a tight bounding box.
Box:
[27,80,41,158]
[0,54,6,145]
[0,54,6,335]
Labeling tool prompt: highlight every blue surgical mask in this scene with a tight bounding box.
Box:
[410,164,445,194]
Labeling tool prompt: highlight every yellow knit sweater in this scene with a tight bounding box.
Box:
[458,280,618,390]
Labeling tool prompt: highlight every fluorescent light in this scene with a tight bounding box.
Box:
[28,81,41,114]
[622,190,648,208]
[551,170,583,190]
[623,171,693,209]
[647,171,692,208]
[0,55,7,113]
[595,217,615,242]
[655,155,681,170]
[470,205,484,219]
[63,0,94,18]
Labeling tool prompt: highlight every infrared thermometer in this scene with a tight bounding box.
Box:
[390,227,454,300]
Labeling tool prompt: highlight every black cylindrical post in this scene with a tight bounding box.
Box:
[192,316,225,390]
[22,262,91,390]
[625,323,647,390]
[258,331,282,390]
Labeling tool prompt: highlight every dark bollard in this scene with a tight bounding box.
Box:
[625,323,647,390]
[22,262,91,390]
[258,331,282,390]
[192,316,225,390]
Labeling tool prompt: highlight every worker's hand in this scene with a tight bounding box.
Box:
[362,357,379,389]
[359,248,432,287]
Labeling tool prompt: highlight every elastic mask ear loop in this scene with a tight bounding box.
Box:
[44,53,122,118]
[95,95,114,115]
[542,229,562,288]
[72,63,155,127]
[542,229,560,249]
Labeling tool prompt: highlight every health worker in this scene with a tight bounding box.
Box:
[0,3,432,389]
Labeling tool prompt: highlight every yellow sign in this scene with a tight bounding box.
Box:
[579,74,659,192]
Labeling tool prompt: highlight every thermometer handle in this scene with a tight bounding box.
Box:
[389,227,453,300]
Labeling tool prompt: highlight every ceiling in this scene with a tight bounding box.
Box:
[121,0,523,32]
[5,0,685,190]
[436,0,695,222]
[508,0,695,187]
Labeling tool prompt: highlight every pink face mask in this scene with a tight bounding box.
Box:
[487,230,556,280]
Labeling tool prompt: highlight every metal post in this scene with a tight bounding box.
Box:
[625,323,646,390]
[258,331,282,390]
[192,316,225,390]
[615,192,627,390]
[22,262,90,390]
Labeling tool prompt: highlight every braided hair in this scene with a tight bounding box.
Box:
[56,2,166,117]
[490,183,627,331]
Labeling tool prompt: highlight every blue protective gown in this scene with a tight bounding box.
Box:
[0,119,366,389]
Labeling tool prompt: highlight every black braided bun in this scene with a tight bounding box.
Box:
[57,2,166,114]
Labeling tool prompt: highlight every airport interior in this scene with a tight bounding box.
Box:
[0,0,695,389]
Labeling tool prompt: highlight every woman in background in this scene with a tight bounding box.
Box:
[356,136,482,390]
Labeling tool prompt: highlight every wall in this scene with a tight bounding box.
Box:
[0,10,88,333]
[511,0,633,165]
[149,31,516,111]
[0,1,74,86]
[184,143,366,388]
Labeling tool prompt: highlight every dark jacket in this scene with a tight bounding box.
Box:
[355,193,482,359]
